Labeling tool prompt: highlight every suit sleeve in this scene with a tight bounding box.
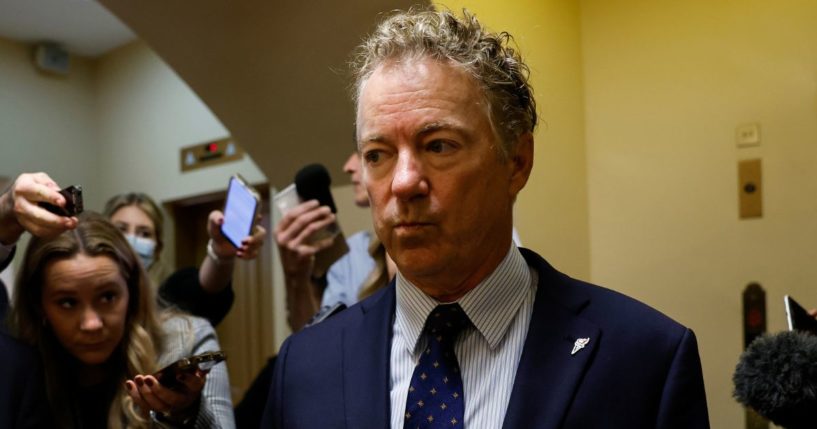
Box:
[190,319,235,429]
[155,316,235,429]
[261,337,291,429]
[655,328,710,429]
[159,267,235,327]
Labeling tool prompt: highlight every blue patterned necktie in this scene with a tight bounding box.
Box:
[404,303,471,429]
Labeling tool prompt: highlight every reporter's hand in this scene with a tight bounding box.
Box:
[207,210,267,260]
[125,370,207,421]
[274,200,337,277]
[0,172,77,244]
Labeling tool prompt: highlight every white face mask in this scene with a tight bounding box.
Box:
[124,234,157,269]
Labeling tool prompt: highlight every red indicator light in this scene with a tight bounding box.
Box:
[207,143,218,153]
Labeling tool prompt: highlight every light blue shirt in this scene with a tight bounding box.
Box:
[321,230,376,308]
[390,244,537,429]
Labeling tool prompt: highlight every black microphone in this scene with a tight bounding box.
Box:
[295,164,337,213]
[733,331,817,429]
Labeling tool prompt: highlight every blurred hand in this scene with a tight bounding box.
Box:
[125,370,207,421]
[0,172,77,244]
[207,210,267,260]
[274,200,336,277]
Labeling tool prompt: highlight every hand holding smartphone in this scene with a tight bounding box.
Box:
[38,185,83,216]
[221,174,260,248]
[154,351,227,389]
[784,295,817,335]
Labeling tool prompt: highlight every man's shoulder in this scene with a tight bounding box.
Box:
[524,248,690,338]
[573,277,687,336]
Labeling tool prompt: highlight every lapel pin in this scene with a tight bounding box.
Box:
[571,337,590,355]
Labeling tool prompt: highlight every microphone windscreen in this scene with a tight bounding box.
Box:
[733,331,817,429]
[294,164,337,213]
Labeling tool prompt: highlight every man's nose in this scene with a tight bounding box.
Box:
[344,152,360,174]
[391,150,429,200]
[80,308,103,331]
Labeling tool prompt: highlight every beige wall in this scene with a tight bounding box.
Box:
[0,37,99,206]
[0,37,268,267]
[433,0,591,280]
[582,1,817,427]
[0,37,100,281]
[94,41,266,206]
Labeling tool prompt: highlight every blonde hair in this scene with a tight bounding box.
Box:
[358,235,390,301]
[12,212,165,428]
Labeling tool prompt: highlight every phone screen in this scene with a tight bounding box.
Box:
[784,295,817,335]
[221,176,259,248]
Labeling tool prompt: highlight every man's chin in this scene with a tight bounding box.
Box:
[394,251,447,279]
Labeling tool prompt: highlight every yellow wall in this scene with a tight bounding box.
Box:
[438,1,817,426]
[582,1,817,427]
[432,1,591,280]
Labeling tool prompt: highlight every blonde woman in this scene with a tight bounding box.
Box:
[11,212,234,428]
[104,192,266,327]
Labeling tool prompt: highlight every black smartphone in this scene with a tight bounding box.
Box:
[38,185,83,216]
[784,295,817,335]
[154,351,227,389]
[221,174,260,248]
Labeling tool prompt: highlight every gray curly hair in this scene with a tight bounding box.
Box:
[351,7,537,157]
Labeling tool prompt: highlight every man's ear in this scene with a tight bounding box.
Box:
[508,132,534,197]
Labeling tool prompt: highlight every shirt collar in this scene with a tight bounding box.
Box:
[395,244,532,354]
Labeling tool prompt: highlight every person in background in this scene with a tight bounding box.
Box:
[104,192,266,327]
[235,154,395,429]
[274,151,379,331]
[11,212,234,429]
[263,8,709,428]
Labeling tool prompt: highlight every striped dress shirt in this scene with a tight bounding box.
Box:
[390,244,538,429]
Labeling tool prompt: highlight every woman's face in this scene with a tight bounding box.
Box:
[110,205,156,241]
[42,254,130,366]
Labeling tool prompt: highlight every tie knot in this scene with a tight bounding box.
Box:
[424,304,471,339]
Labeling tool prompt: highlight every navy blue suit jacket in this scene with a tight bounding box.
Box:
[263,249,709,428]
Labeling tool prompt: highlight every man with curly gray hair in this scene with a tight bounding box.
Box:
[263,8,709,428]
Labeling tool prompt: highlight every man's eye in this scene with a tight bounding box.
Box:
[427,140,454,154]
[364,150,382,164]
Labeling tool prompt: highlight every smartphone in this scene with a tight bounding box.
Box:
[38,185,83,216]
[784,295,817,335]
[154,351,227,388]
[221,174,260,248]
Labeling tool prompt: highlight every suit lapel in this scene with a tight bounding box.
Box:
[502,250,601,429]
[342,285,396,429]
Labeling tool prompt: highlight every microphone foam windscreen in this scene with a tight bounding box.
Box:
[733,331,817,429]
[294,163,337,213]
